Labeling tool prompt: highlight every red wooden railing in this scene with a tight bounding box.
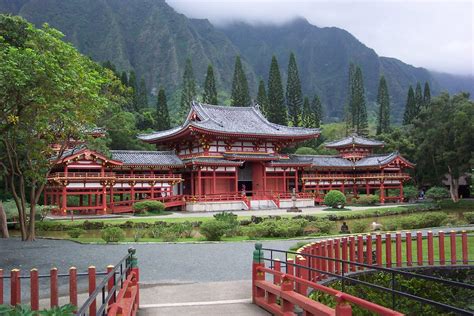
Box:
[0,249,139,315]
[49,172,182,181]
[252,230,473,315]
[302,173,411,181]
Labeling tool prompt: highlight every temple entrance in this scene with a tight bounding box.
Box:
[238,162,253,195]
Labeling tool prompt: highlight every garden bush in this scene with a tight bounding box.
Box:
[403,186,418,202]
[396,212,448,230]
[324,190,346,208]
[132,200,165,214]
[199,220,229,241]
[350,220,369,233]
[425,187,449,201]
[160,227,180,242]
[354,194,379,206]
[242,219,309,239]
[311,218,334,234]
[82,220,104,230]
[101,227,125,243]
[464,212,474,224]
[0,303,75,315]
[214,211,239,236]
[67,228,85,238]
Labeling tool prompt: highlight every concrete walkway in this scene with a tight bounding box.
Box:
[138,281,269,315]
[47,203,414,221]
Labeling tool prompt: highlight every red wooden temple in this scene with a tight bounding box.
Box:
[44,102,413,214]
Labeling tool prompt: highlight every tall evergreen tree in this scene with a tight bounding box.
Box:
[128,71,139,110]
[286,52,303,126]
[203,64,218,104]
[120,71,128,86]
[230,56,251,106]
[155,87,170,131]
[137,78,148,110]
[311,94,323,128]
[301,96,312,127]
[414,81,423,111]
[256,79,268,116]
[376,75,390,135]
[403,86,416,125]
[423,81,431,107]
[266,55,287,125]
[348,65,368,135]
[344,63,356,135]
[179,58,196,119]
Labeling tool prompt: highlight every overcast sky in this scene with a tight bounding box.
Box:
[167,0,474,76]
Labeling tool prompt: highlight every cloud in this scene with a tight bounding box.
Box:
[167,0,474,75]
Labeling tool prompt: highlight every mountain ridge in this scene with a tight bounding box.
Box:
[0,0,471,123]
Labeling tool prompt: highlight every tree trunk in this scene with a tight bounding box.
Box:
[26,203,36,241]
[0,201,9,238]
[449,175,460,202]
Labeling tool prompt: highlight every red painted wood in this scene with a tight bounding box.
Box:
[349,236,356,272]
[417,231,423,266]
[357,235,364,270]
[89,266,97,316]
[69,267,78,309]
[0,269,3,305]
[107,265,115,304]
[439,231,445,265]
[327,240,334,274]
[50,268,58,307]
[450,231,457,265]
[334,239,341,273]
[335,293,353,316]
[30,269,39,311]
[341,238,348,273]
[406,232,412,266]
[376,234,382,267]
[274,260,281,284]
[10,269,20,305]
[462,231,468,264]
[396,232,402,267]
[385,233,392,268]
[366,234,372,266]
[427,231,434,265]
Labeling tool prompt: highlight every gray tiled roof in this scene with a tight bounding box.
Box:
[274,152,407,168]
[183,157,244,166]
[355,152,399,167]
[138,101,320,141]
[223,153,280,160]
[110,151,183,167]
[325,133,384,148]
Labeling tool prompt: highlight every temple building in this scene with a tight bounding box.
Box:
[44,102,414,214]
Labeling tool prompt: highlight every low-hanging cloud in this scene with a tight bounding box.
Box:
[167,0,474,76]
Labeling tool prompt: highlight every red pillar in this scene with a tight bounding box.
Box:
[191,171,195,195]
[234,168,238,194]
[282,168,287,193]
[379,182,385,204]
[197,168,202,196]
[69,267,78,309]
[294,168,298,192]
[399,181,404,202]
[88,266,96,316]
[30,269,39,311]
[61,184,67,214]
[406,232,413,266]
[212,168,216,194]
[439,231,445,265]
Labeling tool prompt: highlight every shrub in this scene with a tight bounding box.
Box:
[133,224,145,242]
[214,211,239,236]
[173,221,194,238]
[396,212,448,230]
[101,227,125,243]
[295,147,317,155]
[379,220,398,231]
[351,220,369,233]
[464,212,474,224]
[242,219,309,239]
[82,220,104,230]
[324,190,346,208]
[354,194,379,206]
[132,200,165,214]
[160,227,180,242]
[312,218,334,235]
[36,221,67,231]
[425,187,449,201]
[199,220,229,241]
[67,228,85,238]
[403,186,418,202]
[0,303,75,315]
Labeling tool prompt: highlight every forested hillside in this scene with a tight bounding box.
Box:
[0,0,471,123]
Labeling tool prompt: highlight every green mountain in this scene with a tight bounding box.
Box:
[218,18,439,121]
[0,0,471,123]
[0,0,248,95]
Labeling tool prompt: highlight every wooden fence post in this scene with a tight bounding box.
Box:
[376,234,382,267]
[406,232,412,266]
[274,259,281,284]
[349,236,356,272]
[439,231,445,265]
[89,266,97,316]
[30,269,39,311]
[385,233,392,268]
[10,269,20,306]
[427,231,434,265]
[417,231,423,266]
[50,268,58,308]
[395,232,402,267]
[450,231,457,265]
[357,235,364,270]
[366,234,372,266]
[335,293,353,316]
[69,267,78,310]
[280,275,294,314]
[462,231,468,265]
[341,238,348,273]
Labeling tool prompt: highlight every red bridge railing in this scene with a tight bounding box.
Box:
[252,230,473,315]
[0,248,139,316]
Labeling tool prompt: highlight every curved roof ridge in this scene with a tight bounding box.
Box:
[110,150,176,155]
